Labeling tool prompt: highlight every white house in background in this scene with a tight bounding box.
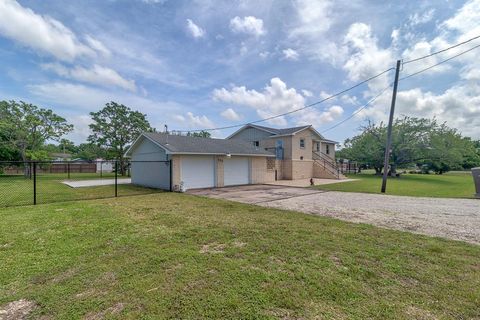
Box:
[95,159,114,173]
[124,132,275,191]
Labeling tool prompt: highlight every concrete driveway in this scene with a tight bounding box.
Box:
[188,185,480,245]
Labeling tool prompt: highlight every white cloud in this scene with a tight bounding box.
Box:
[408,9,435,26]
[259,51,270,59]
[174,112,214,129]
[229,16,265,37]
[302,89,313,97]
[289,0,332,39]
[41,63,136,92]
[186,19,205,38]
[213,77,343,127]
[342,23,394,91]
[84,35,111,58]
[220,108,242,121]
[141,0,167,3]
[282,48,299,61]
[0,0,99,61]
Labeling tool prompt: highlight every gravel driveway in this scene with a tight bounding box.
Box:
[189,185,480,244]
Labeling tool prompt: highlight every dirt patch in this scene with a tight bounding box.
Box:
[0,300,37,320]
[83,303,124,320]
[405,305,438,320]
[200,243,226,254]
[52,268,77,283]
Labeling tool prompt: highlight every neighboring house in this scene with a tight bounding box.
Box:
[50,152,72,162]
[95,158,114,173]
[124,132,275,191]
[227,124,342,180]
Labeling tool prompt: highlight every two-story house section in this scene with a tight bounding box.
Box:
[227,124,344,180]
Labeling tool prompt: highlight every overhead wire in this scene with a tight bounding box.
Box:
[172,34,480,134]
[173,67,394,132]
[402,34,480,65]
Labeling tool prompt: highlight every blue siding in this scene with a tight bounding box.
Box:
[130,137,170,189]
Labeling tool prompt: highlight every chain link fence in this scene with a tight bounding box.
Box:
[0,160,170,207]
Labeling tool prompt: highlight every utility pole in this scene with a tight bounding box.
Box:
[381,60,401,193]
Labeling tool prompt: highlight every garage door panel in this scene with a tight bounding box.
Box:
[224,157,250,186]
[181,156,215,190]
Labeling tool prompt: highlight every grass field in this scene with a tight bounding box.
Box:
[0,173,160,207]
[315,171,476,198]
[1,193,479,319]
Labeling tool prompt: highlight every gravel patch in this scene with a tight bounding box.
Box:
[261,191,480,244]
[192,185,480,244]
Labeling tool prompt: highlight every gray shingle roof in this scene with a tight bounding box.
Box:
[250,124,311,136]
[143,132,274,156]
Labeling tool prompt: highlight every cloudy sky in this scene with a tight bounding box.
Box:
[0,0,479,143]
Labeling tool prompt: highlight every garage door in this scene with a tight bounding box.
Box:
[181,156,215,190]
[224,157,250,186]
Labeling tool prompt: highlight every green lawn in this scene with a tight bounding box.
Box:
[0,173,160,207]
[315,171,476,198]
[1,193,479,319]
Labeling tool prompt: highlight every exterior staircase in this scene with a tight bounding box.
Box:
[312,151,347,180]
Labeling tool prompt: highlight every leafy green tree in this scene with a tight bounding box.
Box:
[340,117,478,175]
[75,143,111,161]
[0,100,73,172]
[187,130,211,138]
[88,102,153,174]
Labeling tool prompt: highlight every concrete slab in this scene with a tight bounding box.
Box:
[62,178,131,188]
[266,178,357,187]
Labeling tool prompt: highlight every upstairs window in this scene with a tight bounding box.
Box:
[326,144,330,155]
[300,139,305,149]
[316,142,320,152]
[253,141,259,147]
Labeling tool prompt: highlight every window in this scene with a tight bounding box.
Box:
[316,142,320,152]
[326,144,330,155]
[300,139,305,149]
[253,141,259,147]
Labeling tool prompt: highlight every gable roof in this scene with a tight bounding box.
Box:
[227,123,324,139]
[125,132,275,157]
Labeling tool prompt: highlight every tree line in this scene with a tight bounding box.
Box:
[337,117,480,174]
[0,100,211,168]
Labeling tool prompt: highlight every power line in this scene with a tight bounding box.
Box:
[173,67,394,132]
[320,84,392,134]
[402,34,480,65]
[400,43,480,81]
[174,34,480,134]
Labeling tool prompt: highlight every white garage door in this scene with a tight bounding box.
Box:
[181,156,215,190]
[224,157,250,186]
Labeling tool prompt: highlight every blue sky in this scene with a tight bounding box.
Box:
[1,0,479,144]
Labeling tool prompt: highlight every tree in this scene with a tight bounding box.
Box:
[0,100,73,173]
[88,102,152,174]
[75,143,111,161]
[340,116,478,175]
[187,130,211,138]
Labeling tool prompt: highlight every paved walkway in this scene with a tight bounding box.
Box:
[267,178,357,187]
[189,185,480,244]
[62,178,131,188]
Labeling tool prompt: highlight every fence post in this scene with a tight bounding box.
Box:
[115,160,118,197]
[33,162,37,205]
[67,162,70,179]
[100,161,102,178]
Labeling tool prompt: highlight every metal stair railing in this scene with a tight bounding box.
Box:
[312,151,340,179]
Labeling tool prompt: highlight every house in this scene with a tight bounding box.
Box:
[124,132,275,191]
[50,152,72,162]
[227,124,342,180]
